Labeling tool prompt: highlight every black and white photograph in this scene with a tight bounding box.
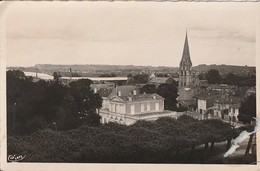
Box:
[0,1,259,171]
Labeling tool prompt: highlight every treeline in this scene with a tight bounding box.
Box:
[199,69,256,86]
[7,70,103,136]
[140,83,181,111]
[8,115,249,163]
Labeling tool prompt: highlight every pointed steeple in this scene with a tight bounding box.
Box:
[180,31,192,67]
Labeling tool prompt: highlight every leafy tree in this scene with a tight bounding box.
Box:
[127,74,149,85]
[198,72,207,80]
[69,79,102,125]
[156,83,178,111]
[222,72,256,87]
[206,69,221,84]
[238,94,256,124]
[140,84,156,94]
[7,70,103,135]
[53,72,61,82]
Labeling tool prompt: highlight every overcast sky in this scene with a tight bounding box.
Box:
[4,2,257,67]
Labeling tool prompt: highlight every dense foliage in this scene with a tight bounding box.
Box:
[140,84,156,94]
[206,69,222,84]
[127,74,149,85]
[199,69,256,86]
[7,70,102,135]
[8,115,240,163]
[238,94,256,124]
[140,83,179,111]
[224,73,256,87]
[156,83,178,111]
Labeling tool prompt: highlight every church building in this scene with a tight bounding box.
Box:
[178,31,198,110]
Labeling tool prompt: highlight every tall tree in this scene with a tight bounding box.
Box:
[238,94,256,124]
[206,69,221,84]
[156,83,178,111]
[69,79,102,125]
[127,74,149,85]
[140,84,156,94]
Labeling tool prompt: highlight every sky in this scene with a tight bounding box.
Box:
[3,2,257,67]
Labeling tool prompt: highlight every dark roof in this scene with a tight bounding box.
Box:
[215,96,241,104]
[108,85,138,98]
[179,100,196,107]
[110,93,164,102]
[194,91,220,100]
[91,84,112,90]
[97,88,113,98]
[149,77,170,84]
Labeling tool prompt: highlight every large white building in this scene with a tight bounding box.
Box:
[99,85,179,125]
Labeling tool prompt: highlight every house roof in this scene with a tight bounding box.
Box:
[108,85,138,98]
[97,88,113,98]
[90,84,112,90]
[214,96,241,104]
[179,100,196,107]
[194,91,220,100]
[229,103,240,108]
[149,77,170,84]
[110,93,164,102]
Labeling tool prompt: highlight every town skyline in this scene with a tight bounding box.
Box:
[5,2,256,67]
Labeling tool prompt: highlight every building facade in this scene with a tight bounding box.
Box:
[99,85,179,125]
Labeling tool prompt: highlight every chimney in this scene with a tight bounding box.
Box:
[133,90,137,95]
[94,88,97,93]
[117,90,121,96]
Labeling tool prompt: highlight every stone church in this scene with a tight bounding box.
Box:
[178,31,200,110]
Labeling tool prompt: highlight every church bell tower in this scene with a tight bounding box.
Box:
[179,31,193,87]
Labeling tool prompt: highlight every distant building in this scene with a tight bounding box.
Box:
[90,83,114,93]
[194,92,219,115]
[213,96,241,122]
[178,31,198,108]
[148,75,175,87]
[99,85,179,125]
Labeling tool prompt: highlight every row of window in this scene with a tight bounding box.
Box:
[110,102,160,115]
[180,71,191,76]
[131,103,160,114]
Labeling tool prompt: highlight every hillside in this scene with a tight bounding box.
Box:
[7,64,255,77]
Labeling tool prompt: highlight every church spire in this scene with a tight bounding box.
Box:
[179,31,193,88]
[180,31,192,67]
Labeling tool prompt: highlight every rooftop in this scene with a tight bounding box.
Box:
[149,77,171,84]
[110,93,164,102]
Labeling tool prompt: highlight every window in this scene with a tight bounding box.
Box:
[111,104,115,112]
[141,104,144,112]
[147,103,150,111]
[155,103,159,111]
[130,105,135,114]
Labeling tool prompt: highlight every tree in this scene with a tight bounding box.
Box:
[53,72,61,82]
[206,69,221,84]
[198,72,207,80]
[238,94,256,124]
[69,79,103,125]
[140,84,156,94]
[222,72,256,87]
[156,83,178,111]
[7,70,102,135]
[127,74,149,85]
